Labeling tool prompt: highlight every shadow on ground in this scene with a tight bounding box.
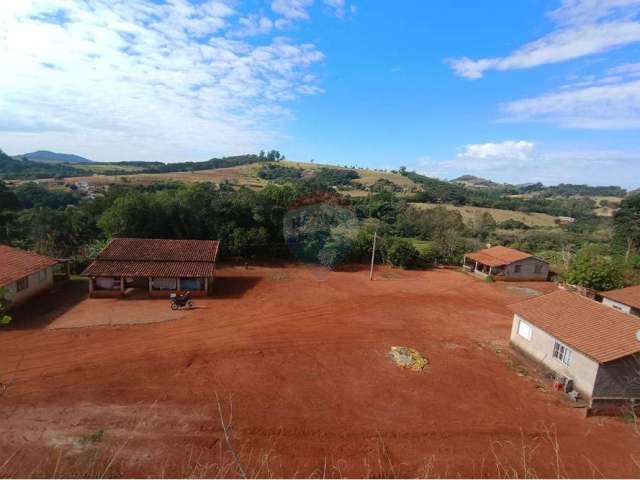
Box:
[5,278,89,330]
[212,276,262,299]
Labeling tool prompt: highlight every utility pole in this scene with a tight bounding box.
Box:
[369,230,377,281]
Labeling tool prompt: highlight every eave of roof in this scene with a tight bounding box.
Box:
[601,285,640,310]
[82,260,216,278]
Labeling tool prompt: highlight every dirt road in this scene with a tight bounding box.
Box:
[1,265,638,477]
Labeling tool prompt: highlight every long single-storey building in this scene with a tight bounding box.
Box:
[510,290,640,409]
[601,285,640,317]
[463,245,549,281]
[82,238,219,297]
[0,244,59,308]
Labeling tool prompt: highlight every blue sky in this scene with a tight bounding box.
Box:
[1,1,640,187]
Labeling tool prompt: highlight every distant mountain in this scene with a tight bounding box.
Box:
[16,150,93,164]
[451,175,504,188]
[1,149,86,179]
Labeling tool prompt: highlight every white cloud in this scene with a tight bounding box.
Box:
[271,0,352,27]
[230,14,273,38]
[501,77,640,129]
[415,142,640,187]
[457,141,535,161]
[0,0,329,162]
[272,0,313,20]
[449,0,640,79]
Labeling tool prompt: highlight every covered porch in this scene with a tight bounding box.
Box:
[462,255,504,279]
[88,275,212,297]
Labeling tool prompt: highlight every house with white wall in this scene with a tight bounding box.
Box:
[509,290,640,410]
[601,285,640,317]
[0,244,59,309]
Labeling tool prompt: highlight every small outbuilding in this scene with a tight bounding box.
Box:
[0,244,59,308]
[510,290,640,410]
[601,285,640,317]
[82,238,219,298]
[463,245,549,281]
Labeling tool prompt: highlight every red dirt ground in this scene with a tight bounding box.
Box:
[1,265,639,478]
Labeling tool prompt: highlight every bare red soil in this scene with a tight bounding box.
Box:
[1,265,639,478]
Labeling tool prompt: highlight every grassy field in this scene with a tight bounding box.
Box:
[73,163,144,173]
[409,202,559,228]
[65,160,419,192]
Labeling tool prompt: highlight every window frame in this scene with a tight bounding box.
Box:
[514,264,522,273]
[16,276,29,292]
[517,319,533,340]
[552,341,572,366]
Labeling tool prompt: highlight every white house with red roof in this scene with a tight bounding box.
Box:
[510,290,640,409]
[0,244,59,308]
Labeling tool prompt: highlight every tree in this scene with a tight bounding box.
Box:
[0,288,11,325]
[564,244,625,291]
[614,193,640,262]
[470,212,496,240]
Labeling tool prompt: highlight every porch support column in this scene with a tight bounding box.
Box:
[148,278,153,294]
[177,277,181,292]
[120,277,125,296]
[205,277,209,295]
[89,277,94,295]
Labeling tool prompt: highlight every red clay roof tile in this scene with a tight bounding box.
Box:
[510,290,640,363]
[0,244,58,287]
[82,238,219,278]
[465,246,534,267]
[601,285,640,310]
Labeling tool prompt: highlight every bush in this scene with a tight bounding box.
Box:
[498,219,529,230]
[386,237,420,268]
[318,236,353,270]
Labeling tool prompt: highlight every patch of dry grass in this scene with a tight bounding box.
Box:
[409,203,559,228]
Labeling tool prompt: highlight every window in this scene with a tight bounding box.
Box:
[534,263,542,274]
[517,320,532,340]
[152,277,177,291]
[514,264,522,273]
[37,269,47,284]
[16,276,29,292]
[180,278,204,290]
[552,341,572,366]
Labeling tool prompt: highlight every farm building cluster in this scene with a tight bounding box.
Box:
[2,240,640,414]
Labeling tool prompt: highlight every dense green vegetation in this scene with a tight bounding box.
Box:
[1,153,638,290]
[257,164,303,182]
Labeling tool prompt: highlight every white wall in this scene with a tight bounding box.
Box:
[602,298,633,315]
[4,266,54,309]
[510,314,600,398]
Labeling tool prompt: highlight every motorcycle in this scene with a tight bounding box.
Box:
[170,292,194,310]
